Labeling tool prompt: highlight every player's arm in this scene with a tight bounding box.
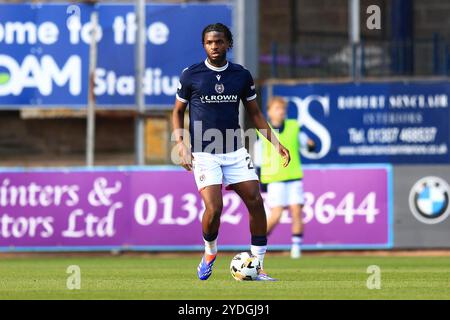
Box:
[244,99,291,167]
[172,99,193,171]
[299,131,316,152]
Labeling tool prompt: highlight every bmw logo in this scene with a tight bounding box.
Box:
[409,176,450,224]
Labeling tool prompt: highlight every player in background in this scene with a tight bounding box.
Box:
[172,23,291,281]
[253,97,316,258]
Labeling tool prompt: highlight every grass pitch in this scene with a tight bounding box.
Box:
[0,254,449,299]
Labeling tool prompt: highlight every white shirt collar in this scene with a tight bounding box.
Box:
[204,59,229,72]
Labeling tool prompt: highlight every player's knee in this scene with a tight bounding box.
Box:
[245,193,264,209]
[206,202,223,217]
[204,204,222,227]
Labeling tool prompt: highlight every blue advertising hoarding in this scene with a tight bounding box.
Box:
[262,81,450,164]
[0,3,232,108]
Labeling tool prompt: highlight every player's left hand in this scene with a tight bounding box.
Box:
[278,144,291,167]
[307,139,316,152]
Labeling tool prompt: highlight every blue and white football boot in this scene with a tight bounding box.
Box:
[255,270,277,281]
[197,254,217,280]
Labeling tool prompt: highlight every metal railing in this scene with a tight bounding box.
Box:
[261,36,450,79]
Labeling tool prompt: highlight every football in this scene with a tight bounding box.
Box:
[230,252,261,281]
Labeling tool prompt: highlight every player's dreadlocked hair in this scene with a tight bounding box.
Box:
[202,23,233,50]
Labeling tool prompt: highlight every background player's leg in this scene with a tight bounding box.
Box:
[231,180,268,269]
[290,204,304,235]
[289,204,304,259]
[267,206,284,235]
[266,181,287,236]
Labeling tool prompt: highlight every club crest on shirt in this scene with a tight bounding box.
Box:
[215,83,225,94]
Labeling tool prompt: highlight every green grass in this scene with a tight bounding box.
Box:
[0,254,449,299]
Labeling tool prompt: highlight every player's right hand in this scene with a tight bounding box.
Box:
[278,144,291,167]
[177,142,193,171]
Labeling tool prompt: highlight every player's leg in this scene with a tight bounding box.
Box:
[191,152,223,280]
[223,148,276,281]
[200,184,223,254]
[267,206,284,235]
[289,204,304,259]
[196,185,223,279]
[287,180,305,259]
[232,181,276,281]
[231,180,267,264]
[266,181,288,235]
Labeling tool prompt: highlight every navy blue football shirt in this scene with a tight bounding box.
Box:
[176,59,257,154]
